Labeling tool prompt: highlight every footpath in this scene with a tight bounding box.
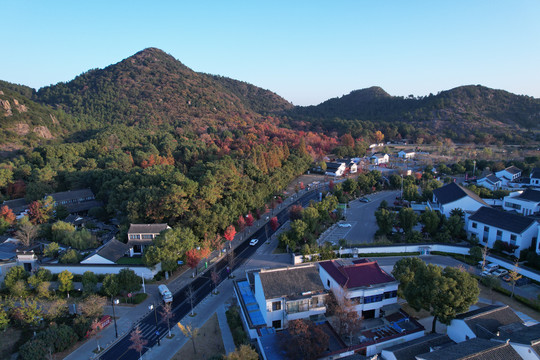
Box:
[65,187,317,360]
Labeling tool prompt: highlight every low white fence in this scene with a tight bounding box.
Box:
[40,263,161,279]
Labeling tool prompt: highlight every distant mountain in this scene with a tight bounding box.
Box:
[290,84,540,134]
[36,48,293,127]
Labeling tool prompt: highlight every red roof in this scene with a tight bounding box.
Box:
[320,259,396,289]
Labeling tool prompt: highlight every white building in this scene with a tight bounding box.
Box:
[81,239,130,264]
[446,305,523,343]
[325,162,346,177]
[416,338,521,360]
[381,333,454,360]
[127,223,170,257]
[476,174,502,191]
[319,259,398,319]
[467,206,538,256]
[495,166,522,186]
[429,182,488,218]
[397,150,415,159]
[492,322,540,359]
[530,168,540,188]
[503,189,540,216]
[252,264,327,330]
[371,153,389,165]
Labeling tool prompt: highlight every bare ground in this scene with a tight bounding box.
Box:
[171,313,225,360]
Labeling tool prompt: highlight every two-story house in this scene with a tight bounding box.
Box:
[325,162,347,177]
[495,166,522,186]
[127,223,171,257]
[530,168,540,188]
[319,259,398,319]
[503,189,540,216]
[48,188,103,213]
[467,207,537,256]
[397,150,415,159]
[429,182,488,218]
[476,174,502,191]
[371,153,390,165]
[252,264,327,330]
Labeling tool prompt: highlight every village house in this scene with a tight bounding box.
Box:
[530,168,540,188]
[249,264,327,331]
[429,182,488,217]
[127,223,171,257]
[371,153,390,165]
[476,174,502,191]
[503,188,540,216]
[397,150,415,159]
[446,305,524,343]
[319,259,398,319]
[81,238,130,264]
[415,337,521,360]
[325,161,347,177]
[495,166,522,187]
[381,333,455,360]
[48,188,102,213]
[492,322,540,359]
[466,206,538,256]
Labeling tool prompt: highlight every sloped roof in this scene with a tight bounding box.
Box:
[516,188,540,202]
[455,305,523,339]
[258,264,325,300]
[494,322,540,346]
[2,198,29,214]
[485,174,501,184]
[433,182,488,206]
[504,166,522,175]
[383,333,454,360]
[469,206,537,234]
[128,223,170,234]
[531,168,540,180]
[95,239,130,263]
[326,162,345,170]
[48,189,95,202]
[417,338,521,360]
[319,259,396,289]
[371,153,388,158]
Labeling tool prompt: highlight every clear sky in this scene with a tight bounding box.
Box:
[2,0,539,106]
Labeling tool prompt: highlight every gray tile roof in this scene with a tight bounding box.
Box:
[455,305,523,339]
[485,174,501,184]
[95,239,130,263]
[383,333,454,360]
[2,198,29,214]
[128,223,170,234]
[416,338,521,360]
[258,264,325,300]
[494,322,540,345]
[433,182,488,206]
[504,166,522,175]
[531,168,540,180]
[516,188,540,202]
[469,207,537,234]
[48,188,95,202]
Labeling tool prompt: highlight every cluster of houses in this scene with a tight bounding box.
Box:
[476,166,540,192]
[322,150,417,177]
[234,258,540,359]
[426,178,540,257]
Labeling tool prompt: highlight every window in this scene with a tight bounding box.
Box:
[142,234,153,240]
[272,301,281,311]
[483,226,489,243]
[505,202,521,210]
[384,290,397,299]
[272,320,281,329]
[496,230,502,241]
[472,222,477,229]
[327,279,330,287]
[510,234,517,244]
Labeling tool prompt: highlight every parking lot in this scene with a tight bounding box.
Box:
[319,190,400,246]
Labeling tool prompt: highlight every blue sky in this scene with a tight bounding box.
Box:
[2,0,539,105]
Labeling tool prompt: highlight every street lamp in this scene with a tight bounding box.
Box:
[111,298,119,338]
[148,303,161,346]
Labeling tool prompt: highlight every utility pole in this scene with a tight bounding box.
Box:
[111,298,119,338]
[149,303,161,346]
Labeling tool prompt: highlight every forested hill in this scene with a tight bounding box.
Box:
[36,47,293,127]
[288,85,540,135]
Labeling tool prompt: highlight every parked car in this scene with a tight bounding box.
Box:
[249,238,259,246]
[359,197,370,203]
[484,263,499,273]
[338,223,352,228]
[492,269,508,277]
[480,270,492,277]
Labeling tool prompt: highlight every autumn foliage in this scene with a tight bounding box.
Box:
[0,205,15,224]
[245,213,254,227]
[270,217,279,231]
[224,225,236,242]
[186,249,202,270]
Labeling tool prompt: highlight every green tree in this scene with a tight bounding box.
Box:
[51,221,76,243]
[469,246,483,262]
[82,271,98,295]
[117,268,141,294]
[226,344,259,360]
[393,259,479,333]
[102,274,120,297]
[398,207,418,234]
[58,270,74,297]
[375,208,396,236]
[59,249,82,263]
[18,339,49,360]
[4,265,28,291]
[0,307,9,331]
[290,219,308,243]
[44,242,60,258]
[420,210,440,236]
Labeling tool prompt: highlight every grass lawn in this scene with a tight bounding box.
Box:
[172,313,225,360]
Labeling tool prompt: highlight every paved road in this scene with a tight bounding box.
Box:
[97,188,321,360]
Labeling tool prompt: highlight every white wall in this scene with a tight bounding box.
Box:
[467,220,538,256]
[40,263,161,279]
[367,331,424,356]
[446,319,476,343]
[441,197,484,218]
[81,254,115,265]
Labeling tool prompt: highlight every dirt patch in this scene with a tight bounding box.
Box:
[33,125,54,139]
[12,123,30,135]
[172,313,225,360]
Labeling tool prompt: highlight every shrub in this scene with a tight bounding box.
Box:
[37,324,79,352]
[19,339,49,360]
[59,249,82,264]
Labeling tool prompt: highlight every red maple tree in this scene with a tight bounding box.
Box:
[237,215,246,231]
[224,225,236,242]
[245,213,254,227]
[0,205,16,224]
[270,217,279,231]
[185,249,202,270]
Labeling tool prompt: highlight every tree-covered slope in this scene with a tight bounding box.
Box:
[36,48,292,127]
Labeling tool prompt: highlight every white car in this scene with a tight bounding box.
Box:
[249,239,259,246]
[492,269,508,277]
[338,223,352,228]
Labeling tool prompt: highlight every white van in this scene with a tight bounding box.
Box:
[158,284,173,303]
[484,263,499,273]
